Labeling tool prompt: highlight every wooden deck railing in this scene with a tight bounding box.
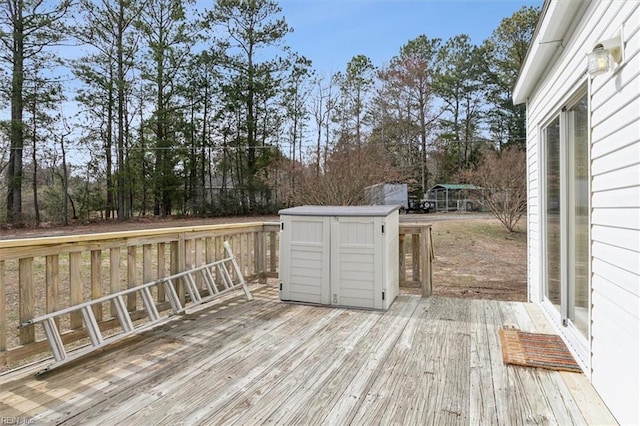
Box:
[0,221,432,369]
[399,223,434,297]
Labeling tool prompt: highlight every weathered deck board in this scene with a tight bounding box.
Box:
[154,307,356,425]
[0,285,617,425]
[523,302,616,425]
[346,297,431,425]
[482,299,513,425]
[5,288,285,422]
[53,290,304,424]
[257,300,414,426]
[469,299,497,425]
[321,296,422,425]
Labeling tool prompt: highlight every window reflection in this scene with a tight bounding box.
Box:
[545,117,561,310]
[570,95,589,337]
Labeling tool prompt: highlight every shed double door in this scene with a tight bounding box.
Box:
[280,215,384,309]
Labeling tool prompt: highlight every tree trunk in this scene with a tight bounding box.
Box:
[246,44,256,211]
[31,98,39,225]
[157,55,169,217]
[419,89,428,193]
[189,102,196,214]
[60,134,69,225]
[139,95,147,216]
[105,75,115,219]
[200,82,209,214]
[6,3,25,226]
[116,2,126,220]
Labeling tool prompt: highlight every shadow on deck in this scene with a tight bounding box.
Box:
[0,284,616,425]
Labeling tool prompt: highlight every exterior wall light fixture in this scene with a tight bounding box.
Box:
[587,31,624,77]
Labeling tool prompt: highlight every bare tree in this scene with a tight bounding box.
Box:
[464,147,526,232]
[278,143,401,206]
[376,35,441,192]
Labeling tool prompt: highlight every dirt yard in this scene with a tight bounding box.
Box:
[429,216,527,301]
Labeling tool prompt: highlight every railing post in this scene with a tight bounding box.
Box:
[18,257,36,345]
[0,260,6,365]
[143,244,153,294]
[399,234,406,285]
[157,242,166,302]
[110,248,121,318]
[194,239,203,290]
[230,237,238,280]
[185,238,193,277]
[256,230,266,283]
[240,233,247,277]
[46,254,60,328]
[19,258,36,343]
[171,238,186,305]
[91,250,103,321]
[69,253,83,329]
[214,236,223,284]
[412,234,420,282]
[269,230,277,275]
[127,246,137,312]
[421,226,432,297]
[399,224,434,297]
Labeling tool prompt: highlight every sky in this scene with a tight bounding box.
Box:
[273,0,543,76]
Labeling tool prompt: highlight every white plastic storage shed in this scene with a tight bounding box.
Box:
[279,205,399,310]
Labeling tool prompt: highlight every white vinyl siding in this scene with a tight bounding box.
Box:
[527,125,541,303]
[523,1,640,424]
[590,4,640,423]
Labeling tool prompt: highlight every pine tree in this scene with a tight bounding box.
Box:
[0,0,71,225]
[203,0,292,212]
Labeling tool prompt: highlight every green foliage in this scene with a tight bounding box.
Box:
[481,5,540,151]
[74,0,143,220]
[0,0,72,225]
[333,54,376,145]
[138,0,196,217]
[432,35,484,174]
[204,0,296,212]
[374,35,440,191]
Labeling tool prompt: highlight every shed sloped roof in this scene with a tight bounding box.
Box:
[279,205,399,217]
[429,184,479,191]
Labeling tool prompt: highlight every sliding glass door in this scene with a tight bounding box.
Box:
[544,117,562,311]
[568,95,589,337]
[542,91,590,341]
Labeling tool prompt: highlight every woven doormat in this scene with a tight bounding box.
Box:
[498,329,582,373]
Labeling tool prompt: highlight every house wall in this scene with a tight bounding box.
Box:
[525,1,640,424]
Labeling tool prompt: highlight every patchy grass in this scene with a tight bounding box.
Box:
[431,217,527,301]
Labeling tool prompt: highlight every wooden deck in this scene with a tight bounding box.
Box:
[0,285,616,425]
